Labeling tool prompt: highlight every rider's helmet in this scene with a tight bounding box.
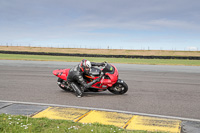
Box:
[80,59,91,75]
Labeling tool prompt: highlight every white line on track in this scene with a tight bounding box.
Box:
[1,100,200,122]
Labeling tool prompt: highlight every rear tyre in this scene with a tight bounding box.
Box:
[108,81,128,94]
[57,78,71,91]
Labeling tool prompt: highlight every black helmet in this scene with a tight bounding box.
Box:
[80,59,91,74]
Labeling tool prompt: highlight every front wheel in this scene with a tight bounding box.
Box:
[108,80,128,94]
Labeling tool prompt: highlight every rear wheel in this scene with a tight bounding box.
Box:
[57,78,72,92]
[108,80,128,94]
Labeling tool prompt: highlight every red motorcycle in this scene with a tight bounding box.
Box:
[53,63,128,94]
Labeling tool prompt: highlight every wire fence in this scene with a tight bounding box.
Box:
[0,43,199,51]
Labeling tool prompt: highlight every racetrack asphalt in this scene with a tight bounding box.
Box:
[0,60,200,132]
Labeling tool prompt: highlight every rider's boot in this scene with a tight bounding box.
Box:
[70,82,83,98]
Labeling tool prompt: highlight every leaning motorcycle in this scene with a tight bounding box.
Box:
[53,63,128,94]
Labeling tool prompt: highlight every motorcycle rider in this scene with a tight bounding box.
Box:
[67,59,105,97]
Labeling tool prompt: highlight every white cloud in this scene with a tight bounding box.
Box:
[0,0,200,50]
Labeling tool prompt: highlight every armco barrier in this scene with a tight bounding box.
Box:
[0,50,200,60]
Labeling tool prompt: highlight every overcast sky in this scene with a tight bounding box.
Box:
[0,0,200,50]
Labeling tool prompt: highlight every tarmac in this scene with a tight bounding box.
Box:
[1,100,200,133]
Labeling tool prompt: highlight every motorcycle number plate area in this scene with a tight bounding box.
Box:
[53,69,69,80]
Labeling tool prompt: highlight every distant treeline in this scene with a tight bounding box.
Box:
[0,50,200,60]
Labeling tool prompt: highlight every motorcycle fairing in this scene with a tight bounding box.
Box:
[90,65,118,89]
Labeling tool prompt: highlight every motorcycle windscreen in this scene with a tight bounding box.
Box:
[102,64,115,74]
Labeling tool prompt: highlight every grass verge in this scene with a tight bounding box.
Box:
[1,46,200,56]
[0,114,164,133]
[0,53,200,66]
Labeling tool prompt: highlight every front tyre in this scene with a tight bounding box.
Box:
[108,80,128,94]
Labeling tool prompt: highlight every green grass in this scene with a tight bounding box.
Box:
[0,53,200,66]
[0,114,163,133]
